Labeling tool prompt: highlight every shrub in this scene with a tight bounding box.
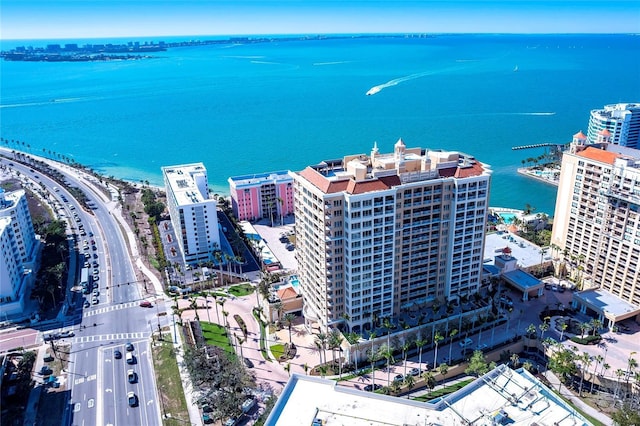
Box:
[570,335,601,345]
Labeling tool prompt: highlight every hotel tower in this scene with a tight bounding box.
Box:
[551,131,640,326]
[291,140,492,332]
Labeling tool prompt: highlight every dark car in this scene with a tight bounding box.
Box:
[243,358,254,368]
[44,333,59,342]
[127,369,137,384]
[364,384,382,392]
[114,349,122,359]
[125,342,134,351]
[127,391,138,407]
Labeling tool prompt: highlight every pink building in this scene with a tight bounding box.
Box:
[228,171,294,222]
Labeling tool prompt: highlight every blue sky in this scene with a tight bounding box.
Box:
[1,1,639,40]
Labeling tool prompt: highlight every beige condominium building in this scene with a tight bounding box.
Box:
[291,139,492,333]
[551,130,640,328]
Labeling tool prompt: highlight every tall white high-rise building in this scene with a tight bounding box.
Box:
[551,132,640,327]
[587,102,640,148]
[162,163,220,265]
[0,188,37,316]
[291,140,492,332]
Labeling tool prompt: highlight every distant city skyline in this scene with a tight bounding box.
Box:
[1,0,639,40]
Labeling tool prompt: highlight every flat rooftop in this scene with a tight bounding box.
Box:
[484,231,549,269]
[229,170,292,187]
[573,288,640,319]
[162,163,209,206]
[503,268,543,291]
[266,365,592,426]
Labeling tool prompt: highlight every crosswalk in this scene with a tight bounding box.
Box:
[83,301,139,317]
[72,332,150,344]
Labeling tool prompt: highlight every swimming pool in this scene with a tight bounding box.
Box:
[289,275,299,288]
[499,213,517,224]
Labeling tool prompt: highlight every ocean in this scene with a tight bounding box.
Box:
[1,34,639,215]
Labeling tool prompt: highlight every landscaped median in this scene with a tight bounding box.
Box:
[152,341,189,426]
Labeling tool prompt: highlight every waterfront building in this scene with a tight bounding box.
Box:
[587,102,640,149]
[0,188,37,265]
[291,140,492,332]
[551,135,640,327]
[228,171,294,222]
[162,163,220,265]
[0,188,38,317]
[266,365,593,426]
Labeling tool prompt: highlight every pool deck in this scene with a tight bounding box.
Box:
[517,166,560,187]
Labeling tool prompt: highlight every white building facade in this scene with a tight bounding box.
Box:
[0,188,37,316]
[587,102,640,149]
[162,163,220,265]
[291,140,492,333]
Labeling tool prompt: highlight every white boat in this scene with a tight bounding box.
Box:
[513,65,519,72]
[366,86,381,96]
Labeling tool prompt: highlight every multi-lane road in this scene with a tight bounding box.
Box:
[1,152,166,425]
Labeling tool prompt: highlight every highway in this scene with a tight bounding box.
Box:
[1,152,165,425]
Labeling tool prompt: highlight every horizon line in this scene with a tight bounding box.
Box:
[2,31,638,42]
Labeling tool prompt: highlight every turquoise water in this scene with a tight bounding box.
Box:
[499,213,517,223]
[2,34,639,215]
[289,275,299,288]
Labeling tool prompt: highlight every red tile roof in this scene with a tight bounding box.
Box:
[573,130,587,139]
[578,146,619,165]
[277,286,299,300]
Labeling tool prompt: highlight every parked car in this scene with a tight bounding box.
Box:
[83,300,90,308]
[114,349,122,359]
[127,391,138,407]
[125,342,134,351]
[394,374,404,382]
[409,367,421,376]
[139,301,152,308]
[58,330,75,338]
[364,384,382,392]
[459,337,474,348]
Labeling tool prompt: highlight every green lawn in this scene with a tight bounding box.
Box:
[152,341,190,426]
[270,344,285,359]
[411,379,474,401]
[200,322,234,354]
[228,283,254,297]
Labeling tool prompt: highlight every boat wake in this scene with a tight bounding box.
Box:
[365,65,465,96]
[313,61,352,66]
[0,97,88,109]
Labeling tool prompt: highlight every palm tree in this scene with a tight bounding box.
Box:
[382,317,393,350]
[272,301,284,324]
[328,329,343,368]
[402,340,411,378]
[510,353,520,369]
[591,355,603,393]
[315,333,328,366]
[367,347,381,390]
[578,352,591,397]
[283,313,296,344]
[590,318,602,336]
[422,371,436,394]
[345,332,361,371]
[447,328,458,363]
[380,343,394,387]
[433,331,444,368]
[578,322,591,339]
[415,336,428,375]
[559,322,568,342]
[438,363,449,387]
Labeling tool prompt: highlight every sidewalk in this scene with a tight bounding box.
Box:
[542,370,612,425]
